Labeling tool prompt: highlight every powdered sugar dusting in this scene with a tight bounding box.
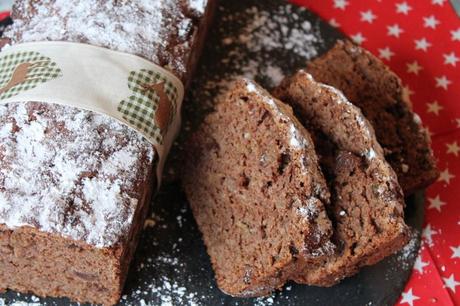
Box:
[367,148,377,160]
[320,79,377,142]
[297,198,320,219]
[189,3,324,105]
[388,230,421,274]
[244,80,307,150]
[413,113,422,125]
[234,5,319,60]
[0,0,210,247]
[118,208,215,306]
[320,83,352,107]
[188,0,207,14]
[246,81,257,93]
[0,300,41,306]
[4,0,209,80]
[297,72,382,158]
[288,124,307,149]
[265,65,285,85]
[0,102,154,247]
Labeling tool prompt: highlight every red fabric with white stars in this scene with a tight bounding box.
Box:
[291,0,460,305]
[1,1,459,305]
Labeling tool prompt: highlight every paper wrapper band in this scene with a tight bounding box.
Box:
[0,41,185,187]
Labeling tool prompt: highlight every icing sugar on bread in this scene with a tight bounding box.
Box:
[245,79,308,150]
[0,0,211,248]
[274,70,409,286]
[0,102,154,247]
[5,0,206,80]
[0,0,214,304]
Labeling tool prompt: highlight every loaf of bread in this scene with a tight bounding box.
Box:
[0,0,215,305]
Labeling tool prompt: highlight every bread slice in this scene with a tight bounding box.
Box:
[182,79,334,296]
[305,40,438,195]
[274,71,410,286]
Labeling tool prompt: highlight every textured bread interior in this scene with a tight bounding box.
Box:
[306,40,438,195]
[0,225,123,305]
[183,80,333,296]
[274,72,409,286]
[0,172,153,306]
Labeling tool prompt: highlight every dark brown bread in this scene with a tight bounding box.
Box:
[274,71,410,286]
[0,0,215,305]
[182,79,334,296]
[305,40,438,195]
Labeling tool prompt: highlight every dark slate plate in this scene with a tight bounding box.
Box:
[0,1,423,305]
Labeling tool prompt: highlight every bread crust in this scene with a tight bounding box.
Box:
[274,71,410,286]
[305,40,439,195]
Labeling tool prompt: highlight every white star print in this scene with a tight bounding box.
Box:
[422,224,437,246]
[361,10,377,23]
[396,2,412,14]
[329,18,340,28]
[439,168,455,184]
[413,255,429,274]
[432,0,446,5]
[423,15,440,29]
[415,38,432,51]
[452,28,460,42]
[351,33,366,45]
[444,52,459,66]
[451,246,460,259]
[403,85,414,97]
[427,101,443,115]
[406,61,423,75]
[334,0,349,10]
[446,141,460,156]
[402,86,414,105]
[388,24,403,37]
[443,274,460,293]
[378,47,395,60]
[435,75,452,90]
[424,127,433,140]
[400,288,420,306]
[428,195,446,212]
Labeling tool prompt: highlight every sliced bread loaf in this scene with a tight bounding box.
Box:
[305,40,438,195]
[274,71,410,286]
[182,78,334,296]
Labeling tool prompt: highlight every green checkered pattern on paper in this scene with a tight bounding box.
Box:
[0,51,62,100]
[117,69,178,145]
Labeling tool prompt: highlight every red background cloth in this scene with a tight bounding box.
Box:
[0,12,9,21]
[292,1,460,305]
[1,1,459,305]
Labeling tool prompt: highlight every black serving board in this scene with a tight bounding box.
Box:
[0,1,423,305]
